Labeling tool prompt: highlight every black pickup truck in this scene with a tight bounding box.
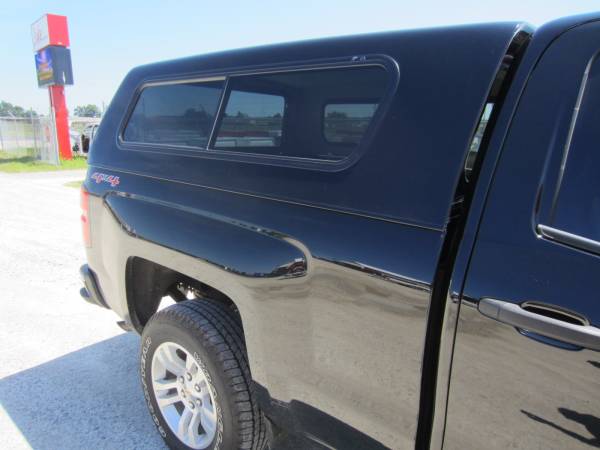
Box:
[79,13,600,450]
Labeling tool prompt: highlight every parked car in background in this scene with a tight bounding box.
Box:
[70,118,101,156]
[69,128,81,154]
[79,13,600,450]
[80,123,99,154]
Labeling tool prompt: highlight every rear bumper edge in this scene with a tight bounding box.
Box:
[80,264,109,309]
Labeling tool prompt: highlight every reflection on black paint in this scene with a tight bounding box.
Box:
[318,257,431,292]
[521,408,600,447]
[254,381,391,450]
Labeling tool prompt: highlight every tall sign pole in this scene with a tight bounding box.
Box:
[31,14,74,160]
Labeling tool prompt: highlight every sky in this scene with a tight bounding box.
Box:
[2,1,600,115]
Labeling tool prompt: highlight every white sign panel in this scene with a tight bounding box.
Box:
[31,15,50,52]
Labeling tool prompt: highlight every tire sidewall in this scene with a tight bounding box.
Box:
[141,317,235,450]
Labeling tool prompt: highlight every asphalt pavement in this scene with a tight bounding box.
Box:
[0,170,166,450]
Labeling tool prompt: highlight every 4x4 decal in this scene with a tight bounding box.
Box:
[91,172,120,187]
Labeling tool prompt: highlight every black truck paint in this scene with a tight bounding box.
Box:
[81,14,600,449]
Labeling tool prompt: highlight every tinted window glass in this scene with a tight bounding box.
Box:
[213,66,387,160]
[123,81,224,147]
[215,91,284,148]
[324,103,378,144]
[550,59,600,242]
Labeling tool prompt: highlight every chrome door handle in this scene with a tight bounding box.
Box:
[478,298,600,351]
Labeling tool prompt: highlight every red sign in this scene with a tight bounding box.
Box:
[31,13,73,160]
[31,14,70,52]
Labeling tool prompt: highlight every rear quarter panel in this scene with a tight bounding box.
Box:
[85,172,439,448]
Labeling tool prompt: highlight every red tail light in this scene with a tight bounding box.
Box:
[80,186,91,247]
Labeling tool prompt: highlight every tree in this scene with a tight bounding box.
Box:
[74,104,101,118]
[0,101,38,117]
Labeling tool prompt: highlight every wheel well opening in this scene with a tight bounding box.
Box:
[126,257,238,333]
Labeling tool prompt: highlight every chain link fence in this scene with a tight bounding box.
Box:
[0,116,60,165]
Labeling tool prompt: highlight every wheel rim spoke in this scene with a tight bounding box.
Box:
[156,391,180,408]
[188,408,202,446]
[154,378,178,392]
[200,402,216,434]
[155,345,186,376]
[177,408,193,441]
[186,353,197,374]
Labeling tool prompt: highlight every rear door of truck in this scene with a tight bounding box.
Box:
[444,18,600,449]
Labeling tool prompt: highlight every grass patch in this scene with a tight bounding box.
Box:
[0,149,87,173]
[64,180,83,189]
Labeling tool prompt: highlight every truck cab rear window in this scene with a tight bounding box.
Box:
[123,80,224,147]
[212,65,387,161]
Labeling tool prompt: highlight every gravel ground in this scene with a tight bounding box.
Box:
[0,170,166,450]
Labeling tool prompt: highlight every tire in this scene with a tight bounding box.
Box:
[140,299,266,450]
